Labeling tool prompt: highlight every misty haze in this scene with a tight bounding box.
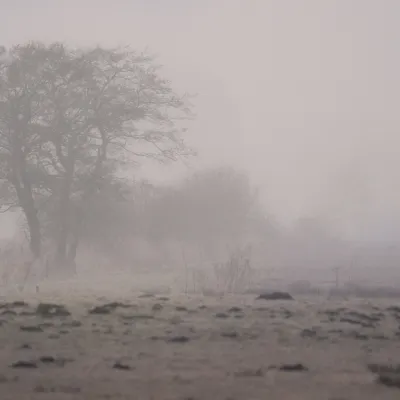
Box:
[0,1,400,399]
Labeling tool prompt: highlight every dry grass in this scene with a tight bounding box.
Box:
[0,278,399,400]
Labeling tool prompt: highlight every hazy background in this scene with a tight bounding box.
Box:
[1,0,400,242]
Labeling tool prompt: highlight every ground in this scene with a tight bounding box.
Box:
[0,285,400,399]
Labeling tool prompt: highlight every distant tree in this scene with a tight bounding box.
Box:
[145,166,270,257]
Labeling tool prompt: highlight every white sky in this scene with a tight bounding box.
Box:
[1,0,400,240]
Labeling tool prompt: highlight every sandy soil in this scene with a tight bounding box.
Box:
[0,288,400,399]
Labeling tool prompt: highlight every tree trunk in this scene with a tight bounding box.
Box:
[23,205,41,259]
[13,177,42,259]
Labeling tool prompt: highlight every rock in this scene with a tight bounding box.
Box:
[20,325,43,332]
[269,363,308,372]
[376,373,400,388]
[175,306,188,311]
[62,320,82,328]
[278,363,308,372]
[339,317,375,328]
[215,312,229,319]
[89,302,130,315]
[36,303,70,317]
[39,356,56,364]
[221,331,238,338]
[113,362,132,371]
[301,328,318,338]
[167,335,190,343]
[121,314,154,321]
[152,303,163,311]
[10,360,37,369]
[256,292,293,301]
[367,363,400,374]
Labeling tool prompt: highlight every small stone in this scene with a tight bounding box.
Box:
[167,335,190,343]
[256,291,293,301]
[20,325,43,332]
[11,360,37,369]
[113,362,132,370]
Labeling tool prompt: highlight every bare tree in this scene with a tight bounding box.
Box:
[0,42,194,270]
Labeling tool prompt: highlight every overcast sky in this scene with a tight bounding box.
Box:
[1,0,400,240]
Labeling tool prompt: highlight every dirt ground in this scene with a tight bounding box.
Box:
[0,287,400,399]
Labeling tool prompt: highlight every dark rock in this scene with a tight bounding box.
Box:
[11,360,37,369]
[39,356,56,364]
[339,317,375,328]
[121,314,154,321]
[20,344,32,350]
[376,373,400,388]
[175,306,188,311]
[301,328,318,338]
[10,301,28,308]
[20,325,43,332]
[387,306,400,313]
[62,320,82,328]
[280,363,308,372]
[215,312,229,319]
[256,292,293,301]
[113,362,132,371]
[158,297,170,301]
[167,335,190,343]
[367,363,400,374]
[36,303,70,317]
[275,363,308,372]
[198,305,207,309]
[152,303,163,311]
[89,302,128,315]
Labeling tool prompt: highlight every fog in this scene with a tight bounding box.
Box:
[2,4,400,397]
[1,0,400,287]
[1,0,399,240]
